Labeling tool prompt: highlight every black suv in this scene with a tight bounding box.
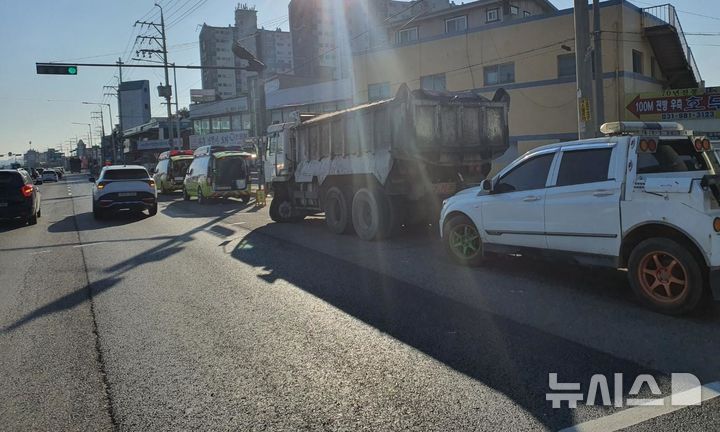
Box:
[0,169,41,225]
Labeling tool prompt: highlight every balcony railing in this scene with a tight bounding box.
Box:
[641,4,701,83]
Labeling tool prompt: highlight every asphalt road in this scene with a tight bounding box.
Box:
[1,173,719,431]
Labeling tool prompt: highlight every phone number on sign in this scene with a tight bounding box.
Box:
[661,111,717,120]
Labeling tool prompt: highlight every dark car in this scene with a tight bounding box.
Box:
[0,170,41,225]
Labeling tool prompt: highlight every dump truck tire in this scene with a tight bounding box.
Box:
[352,188,389,241]
[324,186,352,234]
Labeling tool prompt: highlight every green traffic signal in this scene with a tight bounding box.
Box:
[36,64,79,75]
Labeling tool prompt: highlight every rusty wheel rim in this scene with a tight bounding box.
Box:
[637,251,689,305]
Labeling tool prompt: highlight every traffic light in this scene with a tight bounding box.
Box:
[36,64,78,75]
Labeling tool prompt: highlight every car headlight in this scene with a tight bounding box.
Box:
[442,199,449,208]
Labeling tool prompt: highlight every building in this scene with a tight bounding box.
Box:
[119,80,151,131]
[122,118,193,166]
[199,4,293,100]
[288,0,452,81]
[351,0,702,167]
[24,149,40,169]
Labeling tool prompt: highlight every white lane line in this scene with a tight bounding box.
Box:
[559,381,720,432]
[29,250,52,256]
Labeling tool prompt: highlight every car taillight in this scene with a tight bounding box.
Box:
[20,184,33,198]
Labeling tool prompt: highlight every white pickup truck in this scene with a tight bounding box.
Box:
[440,122,720,315]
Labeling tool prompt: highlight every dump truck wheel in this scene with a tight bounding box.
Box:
[352,188,389,241]
[270,190,296,223]
[324,186,352,234]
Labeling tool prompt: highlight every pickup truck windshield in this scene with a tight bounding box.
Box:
[637,139,710,174]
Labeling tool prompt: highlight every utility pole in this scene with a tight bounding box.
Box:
[593,0,605,131]
[135,4,173,142]
[574,0,594,139]
[173,63,181,148]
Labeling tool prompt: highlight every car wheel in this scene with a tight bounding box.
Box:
[27,212,38,226]
[182,187,190,201]
[148,203,158,216]
[36,207,41,218]
[324,186,353,234]
[628,238,705,315]
[198,187,206,205]
[443,214,484,267]
[241,195,251,204]
[351,188,389,241]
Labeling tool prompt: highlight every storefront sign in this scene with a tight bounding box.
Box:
[137,139,172,151]
[189,131,249,149]
[625,87,720,121]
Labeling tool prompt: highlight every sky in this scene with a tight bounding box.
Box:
[0,0,719,159]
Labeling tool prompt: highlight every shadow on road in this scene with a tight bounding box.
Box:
[3,204,246,332]
[228,226,689,430]
[48,212,148,232]
[1,276,123,333]
[162,199,253,219]
[0,220,29,233]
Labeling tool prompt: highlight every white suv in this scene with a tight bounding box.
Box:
[440,122,720,315]
[91,165,157,219]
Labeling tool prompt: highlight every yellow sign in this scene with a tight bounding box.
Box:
[580,98,591,122]
[625,87,720,121]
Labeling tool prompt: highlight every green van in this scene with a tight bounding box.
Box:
[183,146,253,204]
[153,150,195,193]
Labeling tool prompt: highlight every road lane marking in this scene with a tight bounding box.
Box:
[559,381,720,432]
[29,250,52,256]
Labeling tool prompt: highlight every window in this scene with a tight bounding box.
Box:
[557,54,576,78]
[556,148,612,187]
[396,27,418,44]
[445,16,467,33]
[420,73,447,91]
[650,56,662,80]
[368,82,391,102]
[486,8,499,22]
[211,116,231,133]
[494,153,555,193]
[103,169,149,180]
[484,62,515,85]
[632,50,644,74]
[637,139,710,174]
[523,10,531,17]
[510,5,519,15]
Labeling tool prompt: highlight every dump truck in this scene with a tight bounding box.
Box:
[267,83,510,241]
[68,157,82,173]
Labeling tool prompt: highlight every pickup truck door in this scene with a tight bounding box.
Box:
[544,143,622,256]
[481,150,557,249]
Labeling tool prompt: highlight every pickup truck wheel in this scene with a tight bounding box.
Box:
[324,186,352,234]
[628,238,704,315]
[444,215,484,266]
[352,188,388,241]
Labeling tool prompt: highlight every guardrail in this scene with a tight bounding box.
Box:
[641,4,701,83]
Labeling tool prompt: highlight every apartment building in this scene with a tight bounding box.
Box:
[352,0,701,165]
[199,4,293,100]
